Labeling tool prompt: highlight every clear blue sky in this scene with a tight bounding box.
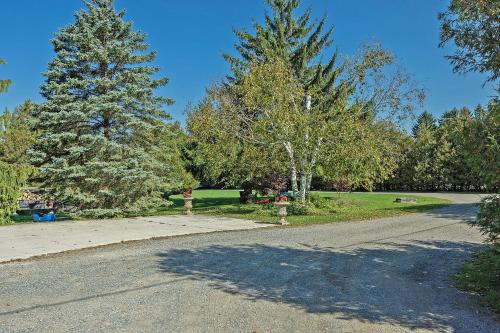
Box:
[0,0,496,123]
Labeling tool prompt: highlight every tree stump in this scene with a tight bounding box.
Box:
[395,197,417,203]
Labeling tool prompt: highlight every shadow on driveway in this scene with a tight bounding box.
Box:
[423,203,479,222]
[158,240,487,332]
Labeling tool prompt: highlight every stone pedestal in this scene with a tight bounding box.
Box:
[274,202,290,226]
[183,197,193,215]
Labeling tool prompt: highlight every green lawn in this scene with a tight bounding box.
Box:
[153,189,450,225]
[6,190,449,226]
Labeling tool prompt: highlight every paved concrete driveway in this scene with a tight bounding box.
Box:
[0,193,498,332]
[0,215,272,263]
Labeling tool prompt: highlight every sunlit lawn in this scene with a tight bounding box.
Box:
[7,190,450,226]
[155,189,451,225]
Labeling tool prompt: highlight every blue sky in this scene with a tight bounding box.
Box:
[0,0,496,123]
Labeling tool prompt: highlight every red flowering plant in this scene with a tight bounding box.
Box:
[182,188,193,198]
[257,198,272,204]
[276,195,288,202]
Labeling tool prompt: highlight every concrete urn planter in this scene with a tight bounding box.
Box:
[274,201,290,226]
[183,189,193,215]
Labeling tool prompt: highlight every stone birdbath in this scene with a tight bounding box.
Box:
[274,196,290,225]
[183,189,193,215]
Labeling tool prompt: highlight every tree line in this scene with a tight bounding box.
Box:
[380,104,499,192]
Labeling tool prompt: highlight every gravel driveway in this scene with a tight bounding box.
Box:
[0,193,498,333]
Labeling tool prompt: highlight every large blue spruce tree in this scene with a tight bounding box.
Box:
[32,0,178,217]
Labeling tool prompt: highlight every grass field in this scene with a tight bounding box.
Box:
[155,190,450,225]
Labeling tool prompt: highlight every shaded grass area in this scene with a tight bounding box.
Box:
[155,190,450,225]
[7,213,71,225]
[454,245,500,313]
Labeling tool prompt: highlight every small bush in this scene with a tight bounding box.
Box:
[470,195,500,243]
[306,192,328,208]
[454,246,500,313]
[305,193,345,213]
[288,201,309,215]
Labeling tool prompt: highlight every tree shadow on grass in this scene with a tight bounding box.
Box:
[170,197,269,216]
[158,240,491,332]
[170,197,239,210]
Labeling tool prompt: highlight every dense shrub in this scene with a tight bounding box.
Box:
[257,172,289,196]
[306,192,328,208]
[325,177,351,192]
[0,162,31,223]
[471,195,500,243]
[305,192,347,213]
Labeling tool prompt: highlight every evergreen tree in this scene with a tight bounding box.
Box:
[412,111,437,137]
[224,0,343,110]
[0,59,11,94]
[465,101,500,191]
[224,0,423,117]
[31,0,177,217]
[384,103,498,192]
[411,125,439,191]
[437,107,478,191]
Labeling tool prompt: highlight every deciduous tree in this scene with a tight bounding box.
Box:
[439,0,500,89]
[0,101,38,165]
[191,0,424,202]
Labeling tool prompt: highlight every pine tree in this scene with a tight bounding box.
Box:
[224,0,341,101]
[412,111,437,137]
[31,0,177,217]
[466,101,499,191]
[0,59,11,94]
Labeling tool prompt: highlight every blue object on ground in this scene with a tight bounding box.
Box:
[33,212,57,222]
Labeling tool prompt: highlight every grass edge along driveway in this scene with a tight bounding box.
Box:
[158,190,451,226]
[8,190,450,226]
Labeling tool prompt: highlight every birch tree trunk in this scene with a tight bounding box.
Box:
[284,142,298,198]
[306,172,313,191]
[305,137,323,191]
[298,159,307,202]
